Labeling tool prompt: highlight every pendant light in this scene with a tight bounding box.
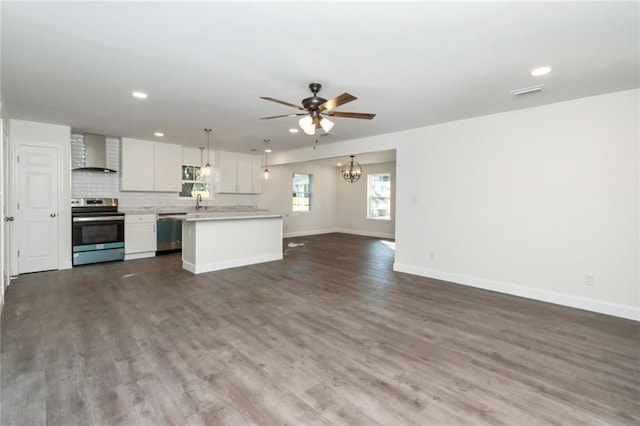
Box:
[202,128,212,176]
[198,146,205,176]
[341,155,363,183]
[263,139,271,180]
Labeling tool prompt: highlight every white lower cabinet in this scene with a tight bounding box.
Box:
[125,214,157,260]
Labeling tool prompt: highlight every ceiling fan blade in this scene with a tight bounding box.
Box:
[319,93,357,111]
[326,111,376,120]
[260,96,305,111]
[260,113,307,120]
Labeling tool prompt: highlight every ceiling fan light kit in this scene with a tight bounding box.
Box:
[261,82,375,139]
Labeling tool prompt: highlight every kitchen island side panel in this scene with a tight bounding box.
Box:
[182,216,283,273]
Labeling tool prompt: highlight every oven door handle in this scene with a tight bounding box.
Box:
[73,216,125,222]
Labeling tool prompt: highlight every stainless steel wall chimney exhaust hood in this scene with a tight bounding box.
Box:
[73,133,118,173]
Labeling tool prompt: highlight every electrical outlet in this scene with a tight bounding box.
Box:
[584,273,595,286]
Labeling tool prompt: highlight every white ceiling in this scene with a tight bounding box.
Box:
[2,2,638,155]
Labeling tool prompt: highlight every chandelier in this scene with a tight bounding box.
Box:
[341,155,362,183]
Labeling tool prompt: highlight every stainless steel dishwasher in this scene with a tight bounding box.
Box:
[156,213,185,253]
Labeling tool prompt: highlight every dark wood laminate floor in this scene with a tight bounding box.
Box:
[1,233,639,425]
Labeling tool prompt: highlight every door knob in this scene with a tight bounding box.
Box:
[4,216,14,222]
[50,213,57,218]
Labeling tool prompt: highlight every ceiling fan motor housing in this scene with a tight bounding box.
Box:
[302,83,327,112]
[302,96,327,111]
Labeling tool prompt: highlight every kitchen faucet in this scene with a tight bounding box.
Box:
[195,193,203,210]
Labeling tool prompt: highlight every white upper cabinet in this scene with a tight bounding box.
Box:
[214,151,238,193]
[214,150,262,193]
[154,142,182,192]
[121,138,181,192]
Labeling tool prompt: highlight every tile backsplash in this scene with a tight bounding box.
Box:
[71,134,259,210]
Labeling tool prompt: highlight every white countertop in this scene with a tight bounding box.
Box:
[165,211,282,221]
[121,207,268,215]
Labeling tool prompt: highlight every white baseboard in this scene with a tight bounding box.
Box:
[334,228,395,240]
[183,252,283,274]
[60,260,73,270]
[393,263,640,322]
[284,228,338,238]
[124,252,156,261]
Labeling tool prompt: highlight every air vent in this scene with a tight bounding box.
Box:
[510,84,544,96]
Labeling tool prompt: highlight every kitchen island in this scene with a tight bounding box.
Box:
[176,211,283,274]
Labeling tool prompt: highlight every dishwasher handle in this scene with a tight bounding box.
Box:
[157,215,186,221]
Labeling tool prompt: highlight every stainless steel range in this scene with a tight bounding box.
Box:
[72,198,125,266]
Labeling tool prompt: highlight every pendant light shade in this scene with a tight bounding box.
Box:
[299,116,315,135]
[341,155,363,183]
[202,128,212,176]
[320,117,334,133]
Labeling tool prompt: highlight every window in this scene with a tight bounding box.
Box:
[292,173,312,212]
[180,165,211,198]
[367,173,391,220]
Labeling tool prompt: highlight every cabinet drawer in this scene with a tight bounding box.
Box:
[125,214,156,224]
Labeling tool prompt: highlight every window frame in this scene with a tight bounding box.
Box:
[179,164,211,199]
[292,173,312,212]
[367,172,392,221]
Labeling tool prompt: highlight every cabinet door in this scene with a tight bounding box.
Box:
[251,156,263,194]
[214,151,238,193]
[236,154,253,193]
[121,138,154,191]
[154,142,182,192]
[125,222,157,254]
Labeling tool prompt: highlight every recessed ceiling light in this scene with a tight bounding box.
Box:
[336,163,342,167]
[289,128,299,133]
[154,132,164,137]
[132,91,148,99]
[265,149,272,153]
[531,66,551,76]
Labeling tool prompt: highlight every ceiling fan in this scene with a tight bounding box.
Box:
[260,83,376,135]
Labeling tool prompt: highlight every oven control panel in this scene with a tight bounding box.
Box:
[71,198,118,208]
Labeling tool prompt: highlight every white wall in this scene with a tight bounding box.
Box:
[10,119,72,270]
[273,89,640,320]
[336,161,396,239]
[259,162,338,237]
[393,90,639,319]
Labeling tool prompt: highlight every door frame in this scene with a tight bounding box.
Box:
[1,120,4,307]
[13,142,64,274]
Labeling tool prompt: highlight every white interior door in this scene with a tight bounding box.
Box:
[17,144,59,273]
